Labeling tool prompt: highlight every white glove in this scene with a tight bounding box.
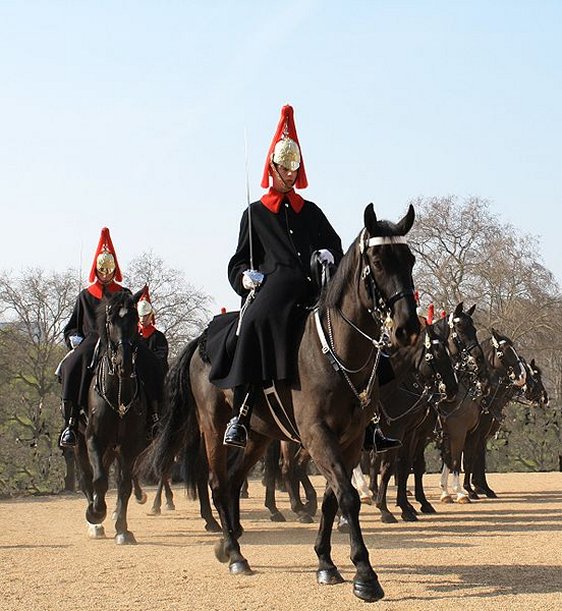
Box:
[242,269,265,290]
[69,335,84,349]
[317,249,335,266]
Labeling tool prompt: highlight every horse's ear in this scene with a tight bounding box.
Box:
[396,204,415,236]
[132,288,145,304]
[454,302,463,316]
[364,203,377,233]
[466,304,476,316]
[530,358,536,367]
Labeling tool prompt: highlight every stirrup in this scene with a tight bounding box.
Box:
[223,418,248,448]
[59,426,78,448]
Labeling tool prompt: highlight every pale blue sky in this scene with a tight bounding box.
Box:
[1,1,560,312]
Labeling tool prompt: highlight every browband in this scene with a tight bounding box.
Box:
[359,229,409,252]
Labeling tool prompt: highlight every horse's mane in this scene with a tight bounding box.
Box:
[318,219,407,312]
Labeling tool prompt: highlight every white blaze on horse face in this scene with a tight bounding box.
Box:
[119,306,128,319]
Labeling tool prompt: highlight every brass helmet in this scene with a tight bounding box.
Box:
[96,245,116,276]
[272,136,301,171]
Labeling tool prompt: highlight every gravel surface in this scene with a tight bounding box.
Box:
[2,472,561,610]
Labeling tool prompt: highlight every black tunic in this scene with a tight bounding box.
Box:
[60,285,129,406]
[208,198,343,389]
[139,328,169,375]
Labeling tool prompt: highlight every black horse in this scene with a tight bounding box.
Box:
[147,204,420,602]
[73,290,148,544]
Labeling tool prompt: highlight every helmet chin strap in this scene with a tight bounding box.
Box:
[270,161,295,192]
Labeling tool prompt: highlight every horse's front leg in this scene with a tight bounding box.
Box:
[85,434,109,525]
[114,452,137,544]
[310,432,384,603]
[314,485,343,583]
[149,478,165,515]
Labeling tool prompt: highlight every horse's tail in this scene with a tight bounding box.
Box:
[142,337,201,483]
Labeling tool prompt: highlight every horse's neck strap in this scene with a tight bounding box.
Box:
[314,308,340,372]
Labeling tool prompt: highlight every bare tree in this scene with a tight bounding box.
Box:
[0,268,77,494]
[123,251,213,357]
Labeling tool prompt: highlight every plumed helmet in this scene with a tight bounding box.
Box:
[261,105,308,189]
[88,227,122,283]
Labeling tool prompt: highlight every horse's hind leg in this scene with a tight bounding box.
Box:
[263,441,286,522]
[164,478,175,510]
[148,478,165,515]
[133,476,148,504]
[75,439,106,538]
[375,454,397,523]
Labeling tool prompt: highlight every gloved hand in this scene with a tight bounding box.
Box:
[69,335,84,349]
[317,249,335,266]
[242,269,265,291]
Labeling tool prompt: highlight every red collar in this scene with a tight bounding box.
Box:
[86,280,123,299]
[138,323,156,339]
[260,188,304,214]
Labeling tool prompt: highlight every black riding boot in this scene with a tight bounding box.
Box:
[373,425,402,453]
[224,385,254,448]
[147,399,161,440]
[59,400,79,448]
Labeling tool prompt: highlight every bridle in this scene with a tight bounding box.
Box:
[95,304,139,417]
[314,230,416,410]
[447,313,487,397]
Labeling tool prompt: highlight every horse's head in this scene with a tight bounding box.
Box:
[97,291,139,379]
[445,302,491,397]
[360,203,420,347]
[489,329,526,388]
[419,323,458,403]
[522,357,549,407]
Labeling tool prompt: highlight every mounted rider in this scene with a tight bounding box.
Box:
[57,228,164,447]
[58,227,128,447]
[136,285,169,437]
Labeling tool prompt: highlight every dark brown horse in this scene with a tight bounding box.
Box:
[148,204,420,602]
[461,332,529,498]
[439,328,525,502]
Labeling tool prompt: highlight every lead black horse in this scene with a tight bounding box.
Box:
[74,290,148,544]
[148,204,420,602]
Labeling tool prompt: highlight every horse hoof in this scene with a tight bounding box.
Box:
[420,503,436,514]
[148,507,161,516]
[270,511,286,523]
[440,494,453,504]
[353,578,385,602]
[468,490,479,500]
[297,513,314,524]
[86,507,107,524]
[87,523,106,539]
[380,512,398,524]
[401,511,418,522]
[166,502,176,510]
[337,520,350,534]
[136,492,148,505]
[205,519,222,533]
[317,568,345,585]
[456,495,471,504]
[115,531,137,545]
[485,490,498,499]
[229,560,254,576]
[214,539,229,563]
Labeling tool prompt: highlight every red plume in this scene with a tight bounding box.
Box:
[427,303,435,325]
[88,227,122,283]
[261,105,308,190]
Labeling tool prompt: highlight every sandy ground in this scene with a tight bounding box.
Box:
[1,472,561,611]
